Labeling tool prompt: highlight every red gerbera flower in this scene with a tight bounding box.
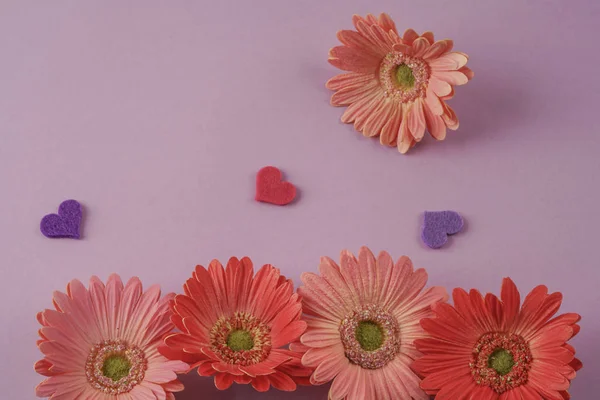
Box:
[412,278,582,399]
[160,257,312,392]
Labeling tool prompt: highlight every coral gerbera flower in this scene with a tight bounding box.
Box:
[297,247,448,399]
[160,257,312,392]
[412,278,582,399]
[327,13,473,153]
[35,274,188,399]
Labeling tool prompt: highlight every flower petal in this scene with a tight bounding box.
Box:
[423,100,447,140]
[329,46,380,74]
[407,99,426,141]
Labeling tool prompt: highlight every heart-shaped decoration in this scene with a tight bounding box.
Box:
[421,211,463,249]
[40,199,82,239]
[255,166,297,206]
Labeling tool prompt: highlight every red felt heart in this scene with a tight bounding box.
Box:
[255,166,297,206]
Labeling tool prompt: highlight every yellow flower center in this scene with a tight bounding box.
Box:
[488,348,515,376]
[355,321,384,351]
[226,329,255,351]
[102,354,132,382]
[394,64,415,90]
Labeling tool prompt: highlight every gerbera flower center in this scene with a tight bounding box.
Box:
[226,329,255,351]
[339,305,400,370]
[488,348,514,376]
[379,52,429,103]
[394,64,415,90]
[355,321,384,351]
[470,333,533,393]
[102,354,132,381]
[210,312,272,366]
[85,340,147,394]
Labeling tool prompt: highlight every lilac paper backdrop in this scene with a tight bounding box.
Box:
[1,0,598,398]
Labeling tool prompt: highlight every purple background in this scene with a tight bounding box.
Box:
[1,1,598,398]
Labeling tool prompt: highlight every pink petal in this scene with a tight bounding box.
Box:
[35,373,86,397]
[379,256,413,310]
[326,72,376,91]
[372,251,394,306]
[309,350,349,385]
[378,13,398,35]
[330,79,379,106]
[338,250,368,305]
[362,99,394,137]
[299,273,348,321]
[411,37,430,58]
[302,343,345,367]
[125,284,162,344]
[441,102,459,130]
[318,256,360,311]
[353,19,394,54]
[118,277,144,341]
[423,39,454,60]
[402,28,419,45]
[392,42,413,55]
[337,29,387,58]
[353,96,384,133]
[397,108,413,153]
[346,366,366,400]
[356,247,379,305]
[408,99,426,141]
[434,71,469,85]
[391,355,430,400]
[429,76,452,97]
[421,31,435,44]
[141,381,168,400]
[145,364,179,384]
[329,364,359,400]
[429,52,469,71]
[423,100,447,140]
[459,66,475,80]
[88,276,108,338]
[425,86,444,116]
[379,104,402,146]
[105,273,124,339]
[329,46,380,74]
[300,327,340,348]
[340,91,382,124]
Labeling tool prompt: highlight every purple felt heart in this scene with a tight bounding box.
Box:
[421,211,464,249]
[40,200,82,239]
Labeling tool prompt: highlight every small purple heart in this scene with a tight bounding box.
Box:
[422,211,464,249]
[40,200,82,239]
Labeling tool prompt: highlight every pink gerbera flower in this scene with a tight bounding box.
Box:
[297,247,448,399]
[160,257,312,392]
[412,278,582,399]
[327,13,473,153]
[35,274,188,399]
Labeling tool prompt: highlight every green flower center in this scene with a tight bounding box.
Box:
[394,64,415,90]
[227,329,255,351]
[488,348,514,376]
[355,321,384,351]
[102,354,132,382]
